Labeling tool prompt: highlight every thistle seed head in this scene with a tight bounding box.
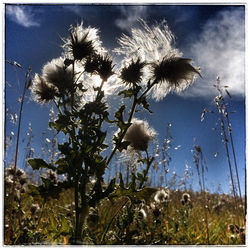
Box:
[124,119,156,151]
[63,22,104,61]
[138,208,147,220]
[151,57,201,98]
[120,58,146,85]
[42,57,74,93]
[181,192,191,205]
[47,170,58,184]
[154,189,170,204]
[31,74,58,104]
[85,54,114,81]
[30,204,40,215]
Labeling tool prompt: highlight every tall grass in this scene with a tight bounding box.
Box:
[5,62,32,244]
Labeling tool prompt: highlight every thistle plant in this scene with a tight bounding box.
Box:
[24,20,200,244]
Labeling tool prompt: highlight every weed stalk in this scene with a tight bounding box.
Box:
[5,66,31,244]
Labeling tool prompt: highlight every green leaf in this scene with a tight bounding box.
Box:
[118,89,134,98]
[41,177,51,189]
[59,214,72,236]
[47,210,58,233]
[55,158,69,174]
[138,96,152,113]
[100,143,109,150]
[104,178,116,196]
[104,117,116,124]
[28,158,56,171]
[50,114,70,132]
[114,105,125,122]
[58,142,71,155]
[100,197,129,243]
[117,141,131,152]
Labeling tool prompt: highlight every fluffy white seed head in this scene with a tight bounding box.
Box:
[154,189,170,204]
[124,118,156,151]
[42,57,74,92]
[115,19,181,63]
[151,57,201,101]
[63,22,106,60]
[31,73,58,104]
[115,19,200,101]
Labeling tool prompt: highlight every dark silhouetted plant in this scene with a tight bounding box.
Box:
[21,20,200,244]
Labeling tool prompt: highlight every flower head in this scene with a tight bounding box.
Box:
[64,22,104,61]
[16,169,25,177]
[181,192,191,206]
[31,74,58,104]
[85,54,114,81]
[6,167,15,176]
[115,19,180,63]
[115,19,201,101]
[150,202,161,217]
[124,119,156,151]
[154,189,170,204]
[151,57,201,100]
[120,58,146,85]
[47,170,58,185]
[4,176,13,188]
[19,176,27,186]
[42,57,74,93]
[30,204,40,215]
[138,208,147,220]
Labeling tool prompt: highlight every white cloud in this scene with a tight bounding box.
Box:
[115,6,148,32]
[182,8,245,99]
[6,5,40,28]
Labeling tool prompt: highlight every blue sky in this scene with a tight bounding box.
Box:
[4,3,246,195]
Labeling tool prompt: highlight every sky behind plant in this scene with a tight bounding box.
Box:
[4,3,246,195]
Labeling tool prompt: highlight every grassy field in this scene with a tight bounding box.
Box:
[4,180,246,245]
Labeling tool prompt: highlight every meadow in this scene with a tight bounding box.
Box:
[4,19,246,245]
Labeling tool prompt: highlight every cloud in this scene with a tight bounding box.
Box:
[6,5,40,28]
[115,6,148,32]
[63,5,82,15]
[182,8,245,99]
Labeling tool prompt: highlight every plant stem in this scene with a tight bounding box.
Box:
[107,80,158,166]
[100,197,129,244]
[53,99,63,115]
[6,68,30,244]
[218,103,240,225]
[139,149,154,189]
[225,111,243,212]
[107,94,138,165]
